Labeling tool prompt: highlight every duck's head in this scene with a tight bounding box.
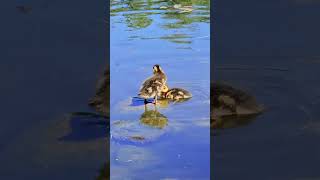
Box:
[153,64,164,74]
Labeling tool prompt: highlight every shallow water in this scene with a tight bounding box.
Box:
[110,0,210,179]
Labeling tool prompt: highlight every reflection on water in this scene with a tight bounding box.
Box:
[58,112,107,141]
[111,0,210,178]
[110,107,169,145]
[211,114,259,130]
[140,107,168,129]
[111,0,210,47]
[110,106,169,145]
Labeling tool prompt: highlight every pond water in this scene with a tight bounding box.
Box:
[1,0,107,179]
[2,0,319,179]
[213,1,320,179]
[110,0,210,179]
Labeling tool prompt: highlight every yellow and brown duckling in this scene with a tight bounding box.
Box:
[138,64,167,105]
[160,85,192,101]
[211,82,264,129]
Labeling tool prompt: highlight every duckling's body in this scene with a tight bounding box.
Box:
[162,87,192,101]
[138,65,167,104]
[211,82,264,128]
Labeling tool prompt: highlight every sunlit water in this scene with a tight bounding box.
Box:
[110,0,210,179]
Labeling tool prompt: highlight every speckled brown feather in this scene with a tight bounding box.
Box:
[164,88,192,100]
[138,71,167,99]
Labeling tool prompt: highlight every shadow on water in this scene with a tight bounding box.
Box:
[58,112,108,142]
[57,68,110,141]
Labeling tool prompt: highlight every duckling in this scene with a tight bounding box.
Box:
[138,64,167,105]
[161,86,192,101]
[211,82,264,129]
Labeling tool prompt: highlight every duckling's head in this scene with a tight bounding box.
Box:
[162,84,169,93]
[153,64,164,74]
[159,84,169,99]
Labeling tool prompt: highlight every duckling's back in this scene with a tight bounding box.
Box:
[165,88,192,100]
[139,74,167,98]
[211,82,264,117]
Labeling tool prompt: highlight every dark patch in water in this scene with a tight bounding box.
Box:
[58,112,108,142]
[16,5,32,14]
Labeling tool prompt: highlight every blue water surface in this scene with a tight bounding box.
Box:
[110,0,211,179]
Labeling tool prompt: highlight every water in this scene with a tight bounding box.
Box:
[0,0,107,179]
[213,1,320,179]
[3,0,318,179]
[110,0,210,179]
